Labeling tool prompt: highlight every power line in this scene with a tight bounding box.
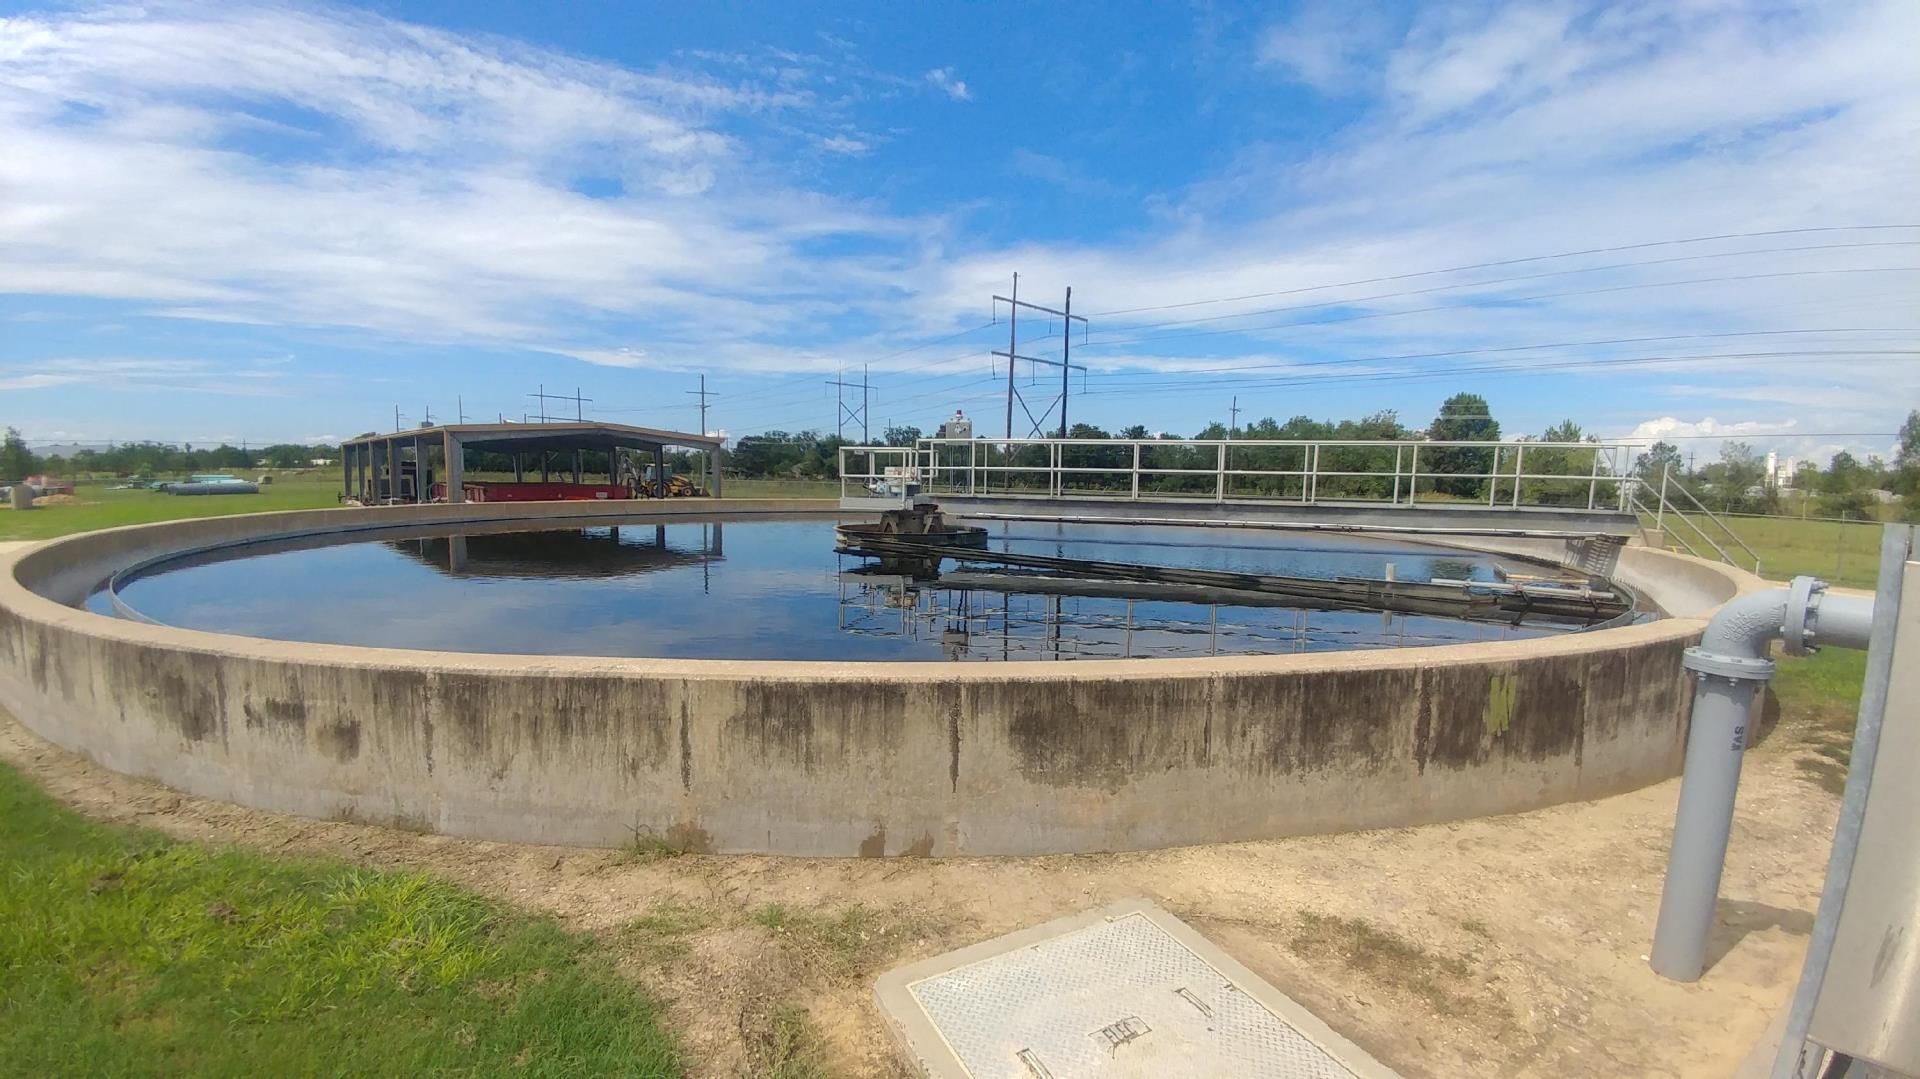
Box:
[1089,225,1920,317]
[1075,349,1920,400]
[1064,327,1920,381]
[1070,267,1920,353]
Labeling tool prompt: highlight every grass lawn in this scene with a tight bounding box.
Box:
[0,473,840,543]
[1716,515,1892,590]
[0,759,681,1077]
[0,473,344,542]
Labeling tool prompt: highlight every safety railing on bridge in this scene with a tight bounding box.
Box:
[839,437,1639,513]
[1624,464,1764,574]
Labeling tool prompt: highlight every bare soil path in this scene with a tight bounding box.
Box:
[2,709,1837,1077]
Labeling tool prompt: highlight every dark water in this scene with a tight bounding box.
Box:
[91,515,1582,661]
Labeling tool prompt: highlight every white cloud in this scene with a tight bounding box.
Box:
[1257,3,1395,94]
[924,67,971,102]
[0,2,939,359]
[816,133,870,155]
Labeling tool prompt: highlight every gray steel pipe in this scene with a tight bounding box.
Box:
[1651,577,1874,981]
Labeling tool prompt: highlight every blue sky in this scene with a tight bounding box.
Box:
[1,0,1916,465]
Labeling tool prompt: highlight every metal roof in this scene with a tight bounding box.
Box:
[342,421,722,453]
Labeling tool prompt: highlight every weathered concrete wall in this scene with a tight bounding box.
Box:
[0,501,1750,856]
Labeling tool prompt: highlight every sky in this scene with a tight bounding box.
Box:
[1,0,1917,466]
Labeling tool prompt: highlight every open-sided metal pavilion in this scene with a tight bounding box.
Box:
[341,421,724,505]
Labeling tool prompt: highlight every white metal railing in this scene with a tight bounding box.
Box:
[838,437,1637,513]
[1626,464,1764,573]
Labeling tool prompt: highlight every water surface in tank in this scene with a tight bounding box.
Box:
[91,515,1591,661]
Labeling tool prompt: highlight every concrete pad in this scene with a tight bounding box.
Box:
[875,898,1399,1079]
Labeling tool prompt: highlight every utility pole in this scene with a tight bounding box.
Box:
[394,405,402,432]
[825,368,871,442]
[686,375,718,434]
[457,396,468,424]
[992,274,1088,439]
[528,385,592,423]
[1229,396,1241,438]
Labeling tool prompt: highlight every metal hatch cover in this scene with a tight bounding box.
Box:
[875,898,1400,1079]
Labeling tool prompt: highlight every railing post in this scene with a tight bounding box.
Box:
[1408,444,1419,505]
[1392,445,1402,505]
[1489,445,1501,507]
[1052,441,1061,497]
[1657,462,1670,531]
[1131,442,1141,500]
[1587,443,1601,510]
[1512,444,1524,508]
[1215,442,1226,504]
[1307,443,1319,503]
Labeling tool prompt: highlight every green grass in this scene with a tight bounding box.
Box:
[0,760,680,1077]
[721,477,839,499]
[1,472,840,543]
[1767,646,1867,794]
[0,473,344,542]
[1714,515,1891,590]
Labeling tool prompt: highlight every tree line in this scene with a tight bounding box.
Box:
[7,397,1917,520]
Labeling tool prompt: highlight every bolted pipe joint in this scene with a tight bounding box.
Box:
[1652,576,1875,982]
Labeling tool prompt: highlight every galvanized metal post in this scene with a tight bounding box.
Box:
[1587,443,1601,510]
[1656,462,1671,531]
[1772,526,1914,1078]
[1489,445,1501,507]
[1215,442,1226,504]
[1392,445,1402,505]
[1408,444,1419,505]
[1130,442,1141,500]
[1512,444,1524,508]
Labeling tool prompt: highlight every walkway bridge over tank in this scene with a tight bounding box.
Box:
[839,436,1764,577]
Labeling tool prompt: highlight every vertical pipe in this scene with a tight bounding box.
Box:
[1215,442,1226,504]
[1409,444,1419,505]
[1587,442,1601,510]
[386,438,398,504]
[1131,442,1141,500]
[341,448,351,501]
[1392,445,1403,505]
[414,436,426,502]
[1512,444,1524,508]
[1489,445,1501,507]
[1650,673,1766,980]
[654,445,666,499]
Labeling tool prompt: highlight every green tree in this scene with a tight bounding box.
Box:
[1424,393,1500,498]
[1635,441,1684,479]
[0,427,37,480]
[881,425,922,447]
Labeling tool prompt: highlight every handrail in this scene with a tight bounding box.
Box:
[1628,469,1764,575]
[842,437,1638,512]
[1665,473,1766,573]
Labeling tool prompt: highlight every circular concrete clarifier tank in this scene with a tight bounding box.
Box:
[0,500,1763,856]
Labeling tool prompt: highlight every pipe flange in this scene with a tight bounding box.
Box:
[1782,575,1827,656]
[1682,646,1776,681]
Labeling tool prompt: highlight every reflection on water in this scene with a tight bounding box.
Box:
[93,517,1580,661]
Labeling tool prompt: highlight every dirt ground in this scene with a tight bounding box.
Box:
[2,706,1842,1078]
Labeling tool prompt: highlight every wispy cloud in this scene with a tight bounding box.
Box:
[924,66,971,102]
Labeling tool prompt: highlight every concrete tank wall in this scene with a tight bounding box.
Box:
[0,501,1754,856]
